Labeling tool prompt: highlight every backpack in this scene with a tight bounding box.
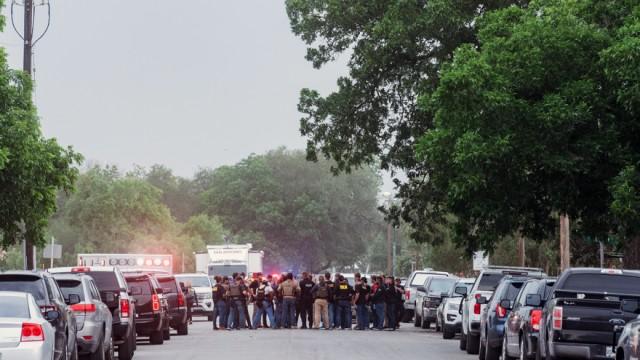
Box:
[256,285,266,302]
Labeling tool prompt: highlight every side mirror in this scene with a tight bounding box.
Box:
[477,296,488,305]
[454,286,468,297]
[525,294,542,307]
[500,299,513,310]
[416,286,426,293]
[45,310,60,321]
[67,294,81,305]
[441,292,449,298]
[129,286,143,296]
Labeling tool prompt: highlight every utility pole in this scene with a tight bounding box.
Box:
[560,214,571,272]
[22,0,35,270]
[517,233,526,267]
[386,221,392,275]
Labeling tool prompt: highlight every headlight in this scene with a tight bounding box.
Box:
[448,303,459,311]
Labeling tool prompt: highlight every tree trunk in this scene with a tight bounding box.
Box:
[517,233,526,267]
[623,236,640,270]
[559,215,571,272]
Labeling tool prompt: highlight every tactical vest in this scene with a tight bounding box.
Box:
[212,285,224,302]
[229,284,242,298]
[256,285,266,301]
[281,281,295,297]
[316,284,329,299]
[335,283,351,301]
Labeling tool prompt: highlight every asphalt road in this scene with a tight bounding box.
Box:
[132,318,475,360]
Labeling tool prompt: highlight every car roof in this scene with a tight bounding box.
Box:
[51,273,88,281]
[175,273,208,277]
[0,290,30,298]
[49,266,119,273]
[563,268,640,276]
[0,270,47,278]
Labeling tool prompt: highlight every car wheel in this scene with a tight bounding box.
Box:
[150,330,164,345]
[401,310,413,323]
[414,312,421,327]
[89,333,105,360]
[544,333,557,360]
[460,330,468,350]
[163,329,171,341]
[177,322,189,335]
[421,318,430,329]
[105,336,114,360]
[479,337,487,360]
[466,333,480,355]
[117,335,133,360]
[443,324,455,339]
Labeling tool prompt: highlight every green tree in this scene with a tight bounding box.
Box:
[201,148,383,273]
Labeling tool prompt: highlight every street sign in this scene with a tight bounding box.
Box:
[473,251,489,271]
[43,244,62,259]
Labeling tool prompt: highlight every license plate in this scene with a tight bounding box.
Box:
[606,346,615,358]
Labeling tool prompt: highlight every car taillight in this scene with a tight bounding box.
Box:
[120,299,130,318]
[552,307,563,330]
[474,294,482,315]
[71,267,90,273]
[152,294,161,312]
[530,309,542,331]
[70,303,96,313]
[496,304,507,318]
[177,292,185,307]
[405,290,410,300]
[21,323,44,342]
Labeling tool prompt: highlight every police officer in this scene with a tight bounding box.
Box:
[277,273,300,329]
[383,276,399,331]
[371,276,385,330]
[324,273,336,329]
[298,272,315,329]
[211,276,227,330]
[252,278,275,329]
[394,277,405,329]
[354,277,370,330]
[227,276,249,330]
[311,276,331,329]
[272,274,284,329]
[333,275,354,330]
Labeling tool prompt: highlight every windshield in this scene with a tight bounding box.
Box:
[0,276,46,303]
[411,273,444,287]
[0,295,30,318]
[176,276,211,288]
[157,277,178,294]
[427,278,456,294]
[477,273,506,291]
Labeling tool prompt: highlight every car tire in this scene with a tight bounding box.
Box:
[421,319,430,329]
[466,333,480,355]
[150,330,164,345]
[163,329,171,341]
[401,310,413,323]
[177,322,189,335]
[89,333,105,360]
[485,339,499,360]
[414,312,421,327]
[443,325,455,339]
[460,331,468,350]
[117,334,133,360]
[70,341,79,360]
[435,317,441,332]
[479,337,487,360]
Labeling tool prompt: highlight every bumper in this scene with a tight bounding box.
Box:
[135,314,163,336]
[0,342,54,360]
[112,321,132,345]
[404,302,415,311]
[549,341,614,359]
[469,320,481,335]
[76,321,103,355]
[192,300,214,313]
[169,308,188,328]
[424,308,438,322]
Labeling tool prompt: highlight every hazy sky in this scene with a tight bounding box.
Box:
[0,0,353,179]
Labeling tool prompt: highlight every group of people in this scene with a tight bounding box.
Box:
[209,271,405,331]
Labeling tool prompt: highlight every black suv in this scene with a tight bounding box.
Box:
[49,266,137,360]
[156,275,189,335]
[124,272,170,345]
[0,271,78,360]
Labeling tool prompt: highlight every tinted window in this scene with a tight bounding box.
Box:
[516,281,538,306]
[86,272,120,290]
[503,282,525,301]
[0,295,30,318]
[0,276,46,303]
[562,274,640,294]
[541,280,556,300]
[56,279,86,302]
[158,277,178,294]
[126,277,153,295]
[428,278,456,294]
[411,273,444,287]
[176,276,211,288]
[478,273,506,291]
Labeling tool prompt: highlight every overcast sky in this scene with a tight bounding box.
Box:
[0,0,356,180]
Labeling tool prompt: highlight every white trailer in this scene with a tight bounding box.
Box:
[201,244,264,277]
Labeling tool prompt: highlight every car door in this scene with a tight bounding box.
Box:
[89,279,110,346]
[49,277,76,359]
[43,276,66,360]
[506,281,535,352]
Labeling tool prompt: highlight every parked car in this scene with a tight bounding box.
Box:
[0,291,57,360]
[478,276,532,360]
[124,272,169,345]
[49,266,136,360]
[436,278,475,339]
[616,318,640,360]
[52,273,114,360]
[404,269,450,322]
[0,271,78,360]
[502,278,556,360]
[156,274,189,335]
[460,266,545,355]
[539,268,640,360]
[174,273,214,321]
[415,276,457,329]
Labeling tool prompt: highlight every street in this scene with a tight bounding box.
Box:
[133,319,472,360]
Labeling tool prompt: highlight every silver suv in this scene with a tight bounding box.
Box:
[403,269,450,322]
[459,266,544,355]
[52,273,113,360]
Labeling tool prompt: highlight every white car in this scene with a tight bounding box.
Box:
[0,291,56,360]
[175,273,214,320]
[436,278,474,339]
[403,269,450,322]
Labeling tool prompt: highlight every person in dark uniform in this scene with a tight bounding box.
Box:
[394,277,405,329]
[371,276,385,330]
[298,272,315,329]
[383,276,400,331]
[324,273,336,329]
[227,276,249,330]
[241,273,254,329]
[183,281,195,325]
[334,275,355,330]
[211,276,227,330]
[354,277,370,330]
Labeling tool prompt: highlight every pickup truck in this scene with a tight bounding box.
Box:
[539,268,640,360]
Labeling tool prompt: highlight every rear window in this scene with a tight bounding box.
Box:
[86,272,120,290]
[411,273,441,287]
[126,277,153,295]
[428,278,456,295]
[502,282,525,301]
[157,277,178,294]
[56,279,86,302]
[0,295,30,318]
[0,276,46,303]
[562,274,640,294]
[478,273,506,291]
[175,276,211,288]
